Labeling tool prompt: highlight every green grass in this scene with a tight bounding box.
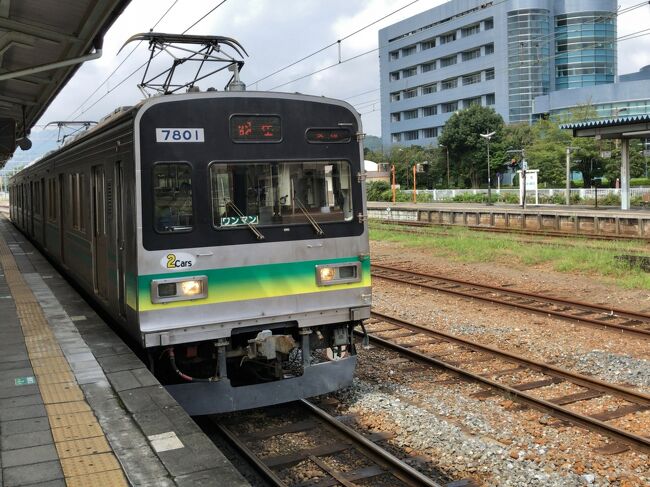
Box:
[370,222,650,290]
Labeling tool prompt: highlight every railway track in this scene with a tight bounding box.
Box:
[365,311,650,455]
[373,219,650,243]
[371,262,650,340]
[214,400,466,487]
[372,220,650,254]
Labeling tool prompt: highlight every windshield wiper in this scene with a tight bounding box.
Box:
[293,194,324,236]
[225,200,265,240]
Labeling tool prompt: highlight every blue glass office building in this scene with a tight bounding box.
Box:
[379,0,618,147]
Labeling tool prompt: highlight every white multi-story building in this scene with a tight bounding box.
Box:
[379,0,618,147]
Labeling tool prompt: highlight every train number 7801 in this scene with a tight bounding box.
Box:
[155,128,205,143]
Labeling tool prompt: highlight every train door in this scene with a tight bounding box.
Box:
[115,162,126,318]
[92,165,108,299]
[58,174,65,264]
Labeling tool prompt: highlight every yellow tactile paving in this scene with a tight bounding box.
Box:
[35,371,76,385]
[60,452,121,477]
[49,411,98,429]
[55,436,112,459]
[52,422,105,443]
[46,401,91,416]
[39,382,85,404]
[65,469,128,487]
[0,230,129,487]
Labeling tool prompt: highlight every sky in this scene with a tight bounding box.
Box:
[6,0,650,169]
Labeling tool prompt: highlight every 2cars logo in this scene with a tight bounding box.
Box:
[161,252,195,270]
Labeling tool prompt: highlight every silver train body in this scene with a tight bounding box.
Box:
[9,92,371,414]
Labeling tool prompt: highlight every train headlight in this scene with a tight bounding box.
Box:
[151,276,208,303]
[319,267,336,282]
[180,280,202,296]
[315,262,362,286]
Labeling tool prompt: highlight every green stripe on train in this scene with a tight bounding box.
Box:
[137,257,371,311]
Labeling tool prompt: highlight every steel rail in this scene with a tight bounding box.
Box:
[367,311,650,455]
[373,222,650,254]
[215,421,287,486]
[299,400,443,487]
[214,400,444,487]
[371,263,650,339]
[373,218,650,242]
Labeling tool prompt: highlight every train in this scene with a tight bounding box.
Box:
[9,90,371,414]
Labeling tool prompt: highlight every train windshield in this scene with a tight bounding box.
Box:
[210,160,353,229]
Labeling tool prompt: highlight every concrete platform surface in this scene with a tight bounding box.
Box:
[0,215,249,487]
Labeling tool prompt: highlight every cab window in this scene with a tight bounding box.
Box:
[153,163,193,233]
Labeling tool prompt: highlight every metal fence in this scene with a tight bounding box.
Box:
[404,187,650,201]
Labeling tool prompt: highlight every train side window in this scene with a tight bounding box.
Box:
[47,178,57,222]
[153,163,193,233]
[70,173,85,232]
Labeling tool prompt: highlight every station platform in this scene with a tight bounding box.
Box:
[0,214,249,486]
[368,202,650,238]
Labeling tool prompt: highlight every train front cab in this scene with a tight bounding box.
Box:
[133,93,371,414]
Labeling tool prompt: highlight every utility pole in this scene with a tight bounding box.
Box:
[480,131,496,205]
[391,164,396,203]
[566,146,578,206]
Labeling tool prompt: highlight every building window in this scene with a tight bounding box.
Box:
[441,78,458,90]
[462,72,482,85]
[389,50,399,61]
[404,130,419,141]
[390,71,400,81]
[403,88,417,99]
[485,43,494,55]
[423,127,438,138]
[440,31,456,44]
[421,38,436,50]
[422,83,437,95]
[440,55,457,67]
[485,68,495,80]
[404,109,418,120]
[484,18,494,30]
[442,101,458,113]
[402,45,416,56]
[391,112,401,122]
[421,61,435,73]
[462,48,481,61]
[463,97,482,108]
[390,92,401,102]
[403,67,417,78]
[392,133,402,143]
[462,24,480,37]
[486,93,495,105]
[422,105,437,116]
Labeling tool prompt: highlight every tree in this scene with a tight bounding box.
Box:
[437,105,505,188]
[525,119,571,186]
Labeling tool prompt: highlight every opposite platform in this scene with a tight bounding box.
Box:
[0,214,249,487]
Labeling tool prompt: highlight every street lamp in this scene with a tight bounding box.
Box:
[439,144,450,188]
[480,131,496,205]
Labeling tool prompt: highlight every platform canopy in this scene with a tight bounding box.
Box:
[561,115,650,210]
[0,0,131,168]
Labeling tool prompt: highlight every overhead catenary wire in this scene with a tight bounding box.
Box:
[251,0,423,87]
[266,4,650,93]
